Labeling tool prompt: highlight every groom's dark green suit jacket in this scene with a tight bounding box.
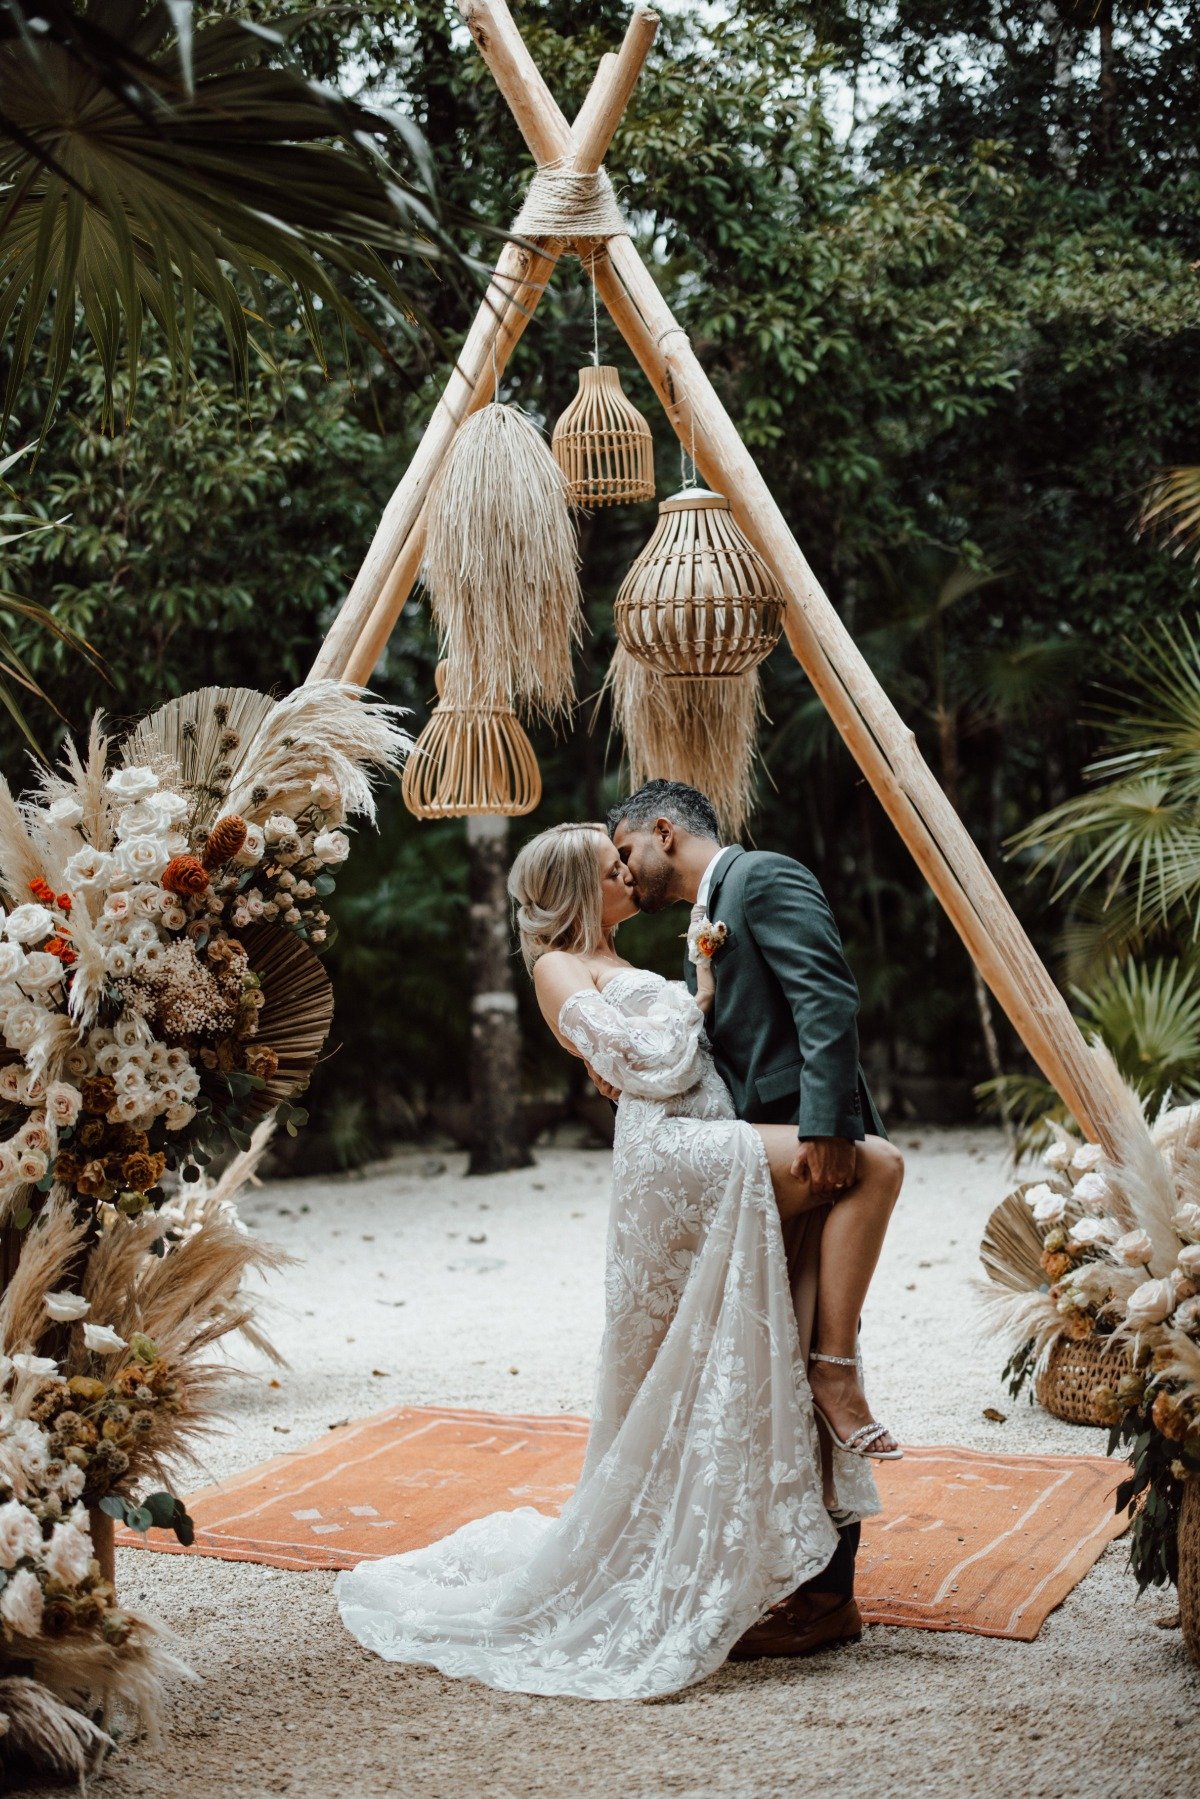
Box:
[682,846,886,1142]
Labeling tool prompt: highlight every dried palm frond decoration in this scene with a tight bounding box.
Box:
[614,488,785,678]
[238,926,335,1116]
[979,1188,1046,1294]
[423,403,582,718]
[403,663,542,820]
[605,645,762,839]
[552,365,655,508]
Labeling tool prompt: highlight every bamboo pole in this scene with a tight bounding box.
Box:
[457,0,1137,1156]
[310,8,660,687]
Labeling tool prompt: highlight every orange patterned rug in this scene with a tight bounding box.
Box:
[117,1404,1129,1640]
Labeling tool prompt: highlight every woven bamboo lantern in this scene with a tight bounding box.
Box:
[402,663,542,820]
[614,488,784,677]
[551,364,655,508]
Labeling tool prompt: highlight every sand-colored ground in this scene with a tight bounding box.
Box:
[17,1127,1197,1799]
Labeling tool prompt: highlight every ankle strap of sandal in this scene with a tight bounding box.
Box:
[810,1351,858,1366]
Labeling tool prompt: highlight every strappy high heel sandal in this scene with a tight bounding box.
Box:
[809,1351,903,1460]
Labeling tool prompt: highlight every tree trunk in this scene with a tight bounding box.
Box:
[466,814,532,1175]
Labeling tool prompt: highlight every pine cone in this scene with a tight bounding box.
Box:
[202,813,248,869]
[162,855,210,896]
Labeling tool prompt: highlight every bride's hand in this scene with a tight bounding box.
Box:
[693,956,715,1016]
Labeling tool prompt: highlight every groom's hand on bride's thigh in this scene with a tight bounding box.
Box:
[791,1135,857,1199]
[586,1062,621,1103]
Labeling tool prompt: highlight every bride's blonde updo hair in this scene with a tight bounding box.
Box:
[508,822,612,972]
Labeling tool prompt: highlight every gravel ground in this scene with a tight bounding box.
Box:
[15,1126,1197,1799]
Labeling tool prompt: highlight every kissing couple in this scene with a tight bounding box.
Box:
[337,780,905,1700]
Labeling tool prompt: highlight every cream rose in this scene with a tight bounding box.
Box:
[1071,1142,1104,1174]
[106,765,158,801]
[18,951,64,992]
[3,902,54,944]
[235,823,266,865]
[103,891,133,921]
[1069,1216,1118,1247]
[46,794,84,826]
[64,846,117,891]
[1125,1277,1175,1328]
[0,1567,44,1635]
[1072,1171,1112,1207]
[18,1119,54,1156]
[0,1065,24,1103]
[16,1150,48,1182]
[82,1322,127,1354]
[114,835,170,883]
[45,1083,81,1129]
[42,1517,92,1588]
[1173,1203,1200,1242]
[165,1100,196,1130]
[0,1498,43,1569]
[263,813,294,843]
[0,943,26,982]
[4,1005,44,1053]
[312,829,350,865]
[1177,1243,1200,1278]
[1026,1182,1067,1225]
[44,1290,89,1323]
[1043,1141,1072,1171]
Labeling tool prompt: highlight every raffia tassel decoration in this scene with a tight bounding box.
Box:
[605,645,762,839]
[402,663,542,820]
[422,404,582,718]
[615,488,785,678]
[552,365,655,508]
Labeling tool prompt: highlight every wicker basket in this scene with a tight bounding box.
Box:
[402,664,542,820]
[1034,1334,1128,1426]
[614,488,784,677]
[1180,1477,1200,1666]
[552,364,655,508]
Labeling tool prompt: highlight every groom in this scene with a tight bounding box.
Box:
[605,778,886,1659]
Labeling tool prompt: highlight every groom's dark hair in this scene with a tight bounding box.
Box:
[607,779,720,842]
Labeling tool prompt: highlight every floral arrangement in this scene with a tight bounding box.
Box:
[979,1041,1200,1603]
[685,913,728,964]
[0,681,408,1778]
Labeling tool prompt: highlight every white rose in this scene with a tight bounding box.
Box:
[103,891,132,921]
[10,1356,57,1385]
[135,942,166,975]
[106,765,158,801]
[0,1567,44,1635]
[42,1517,93,1588]
[161,904,186,931]
[263,813,294,843]
[1043,1141,1072,1170]
[312,829,350,865]
[0,1498,43,1570]
[106,945,134,978]
[1177,1243,1200,1278]
[1026,1182,1067,1224]
[164,1100,197,1131]
[115,800,160,837]
[178,1068,200,1101]
[1072,1171,1112,1207]
[22,1073,45,1107]
[44,1290,89,1323]
[63,1045,90,1078]
[0,1065,23,1103]
[1070,1142,1104,1174]
[1115,1223,1151,1266]
[235,824,265,865]
[63,847,116,890]
[144,790,189,827]
[1069,1216,1119,1247]
[16,1150,47,1182]
[45,1082,82,1129]
[82,1323,127,1354]
[0,943,25,981]
[1173,1203,1200,1243]
[1125,1277,1176,1328]
[18,951,64,992]
[126,920,157,950]
[4,1004,44,1052]
[57,1464,85,1502]
[109,1093,145,1124]
[46,794,84,826]
[18,1119,53,1155]
[310,775,340,810]
[3,903,54,944]
[114,836,169,883]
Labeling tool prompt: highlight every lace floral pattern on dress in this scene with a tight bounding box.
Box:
[335,968,877,1699]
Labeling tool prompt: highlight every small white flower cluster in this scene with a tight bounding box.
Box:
[0,1357,93,1640]
[222,808,345,942]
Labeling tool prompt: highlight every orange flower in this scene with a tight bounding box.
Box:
[45,935,76,964]
[29,877,56,904]
[57,892,72,914]
[161,855,210,897]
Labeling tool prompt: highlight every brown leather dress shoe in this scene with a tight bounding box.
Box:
[727,1592,863,1661]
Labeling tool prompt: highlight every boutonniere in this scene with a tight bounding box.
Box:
[686,913,729,965]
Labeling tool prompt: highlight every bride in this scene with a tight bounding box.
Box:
[336,822,899,1699]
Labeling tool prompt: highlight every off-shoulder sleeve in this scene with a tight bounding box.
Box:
[558,984,706,1100]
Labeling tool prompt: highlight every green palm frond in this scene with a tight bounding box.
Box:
[1139,464,1200,563]
[958,635,1084,729]
[1071,957,1200,1109]
[0,1,475,427]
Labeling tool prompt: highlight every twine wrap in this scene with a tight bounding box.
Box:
[510,165,627,241]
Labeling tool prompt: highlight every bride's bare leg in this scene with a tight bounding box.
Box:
[752,1128,905,1454]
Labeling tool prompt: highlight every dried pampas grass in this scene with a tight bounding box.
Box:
[605,646,763,840]
[1090,1040,1180,1272]
[0,1675,113,1780]
[223,681,412,827]
[423,403,582,719]
[0,1197,86,1347]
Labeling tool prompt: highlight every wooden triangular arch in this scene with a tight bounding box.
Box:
[309,0,1142,1162]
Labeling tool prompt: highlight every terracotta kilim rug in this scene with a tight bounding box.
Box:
[116,1405,1129,1641]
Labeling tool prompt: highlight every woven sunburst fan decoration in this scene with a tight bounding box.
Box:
[238,924,335,1117]
[551,365,655,508]
[402,663,542,820]
[614,488,785,678]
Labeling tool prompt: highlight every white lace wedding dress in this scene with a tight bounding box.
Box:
[335,969,878,1699]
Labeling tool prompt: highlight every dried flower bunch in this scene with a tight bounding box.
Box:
[980,1042,1200,1595]
[0,681,408,1777]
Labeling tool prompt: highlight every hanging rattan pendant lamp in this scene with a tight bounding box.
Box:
[614,488,785,677]
[551,364,655,508]
[402,663,542,820]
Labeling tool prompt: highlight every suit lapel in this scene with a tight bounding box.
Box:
[705,845,744,916]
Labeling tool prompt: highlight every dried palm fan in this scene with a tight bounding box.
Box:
[614,488,785,678]
[605,644,762,840]
[402,663,542,820]
[423,403,582,718]
[238,924,335,1116]
[979,1188,1048,1293]
[121,686,276,835]
[552,365,655,508]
